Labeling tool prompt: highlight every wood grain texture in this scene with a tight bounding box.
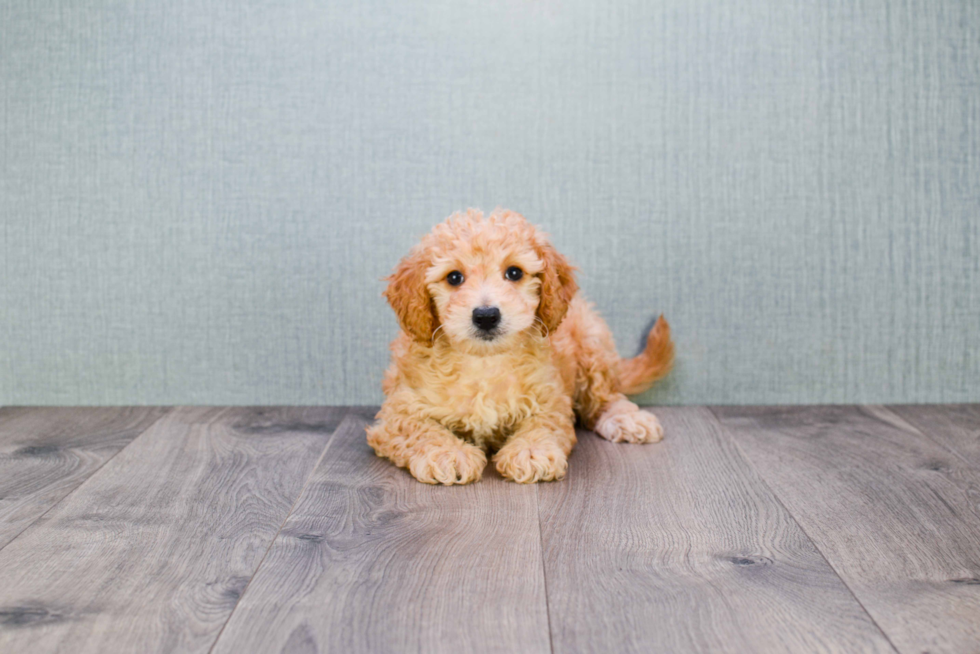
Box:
[887,404,980,465]
[0,406,343,653]
[537,407,893,653]
[713,405,980,654]
[0,406,169,550]
[211,411,551,654]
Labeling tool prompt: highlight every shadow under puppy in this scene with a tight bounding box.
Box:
[367,209,673,485]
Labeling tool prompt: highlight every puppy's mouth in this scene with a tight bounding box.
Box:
[473,328,503,342]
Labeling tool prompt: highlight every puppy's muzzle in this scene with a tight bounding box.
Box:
[472,306,501,335]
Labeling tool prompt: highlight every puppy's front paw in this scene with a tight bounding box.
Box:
[596,400,664,444]
[408,442,487,485]
[494,436,568,483]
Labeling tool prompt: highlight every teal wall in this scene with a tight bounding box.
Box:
[2,0,978,405]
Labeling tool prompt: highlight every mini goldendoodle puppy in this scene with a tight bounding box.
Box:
[367,208,673,485]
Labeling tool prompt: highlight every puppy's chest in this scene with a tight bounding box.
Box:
[424,355,544,444]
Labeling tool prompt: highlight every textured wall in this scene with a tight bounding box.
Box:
[1,0,978,406]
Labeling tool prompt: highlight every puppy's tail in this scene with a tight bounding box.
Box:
[617,315,674,396]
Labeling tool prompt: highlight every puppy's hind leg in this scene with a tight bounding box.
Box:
[579,357,664,443]
[565,304,671,444]
[594,397,664,444]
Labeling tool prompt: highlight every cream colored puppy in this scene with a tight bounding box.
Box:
[367,209,673,484]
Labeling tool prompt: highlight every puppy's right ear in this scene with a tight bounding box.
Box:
[384,249,436,342]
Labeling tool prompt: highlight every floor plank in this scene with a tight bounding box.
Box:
[211,411,551,654]
[537,407,893,653]
[0,406,344,653]
[713,405,980,654]
[0,407,168,550]
[887,404,980,465]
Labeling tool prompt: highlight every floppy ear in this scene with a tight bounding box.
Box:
[535,239,578,333]
[384,250,437,342]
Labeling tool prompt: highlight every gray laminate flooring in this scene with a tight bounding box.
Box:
[0,405,977,653]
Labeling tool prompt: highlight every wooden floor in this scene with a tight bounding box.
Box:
[0,406,977,653]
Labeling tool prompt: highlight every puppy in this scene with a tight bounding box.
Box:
[367,209,673,484]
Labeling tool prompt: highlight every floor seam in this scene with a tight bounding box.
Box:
[0,406,174,555]
[874,404,978,470]
[535,484,556,654]
[706,406,903,654]
[205,409,351,654]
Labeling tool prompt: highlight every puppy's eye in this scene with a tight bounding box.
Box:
[446,271,464,286]
[505,266,524,282]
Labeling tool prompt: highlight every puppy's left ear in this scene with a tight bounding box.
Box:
[534,238,578,333]
[384,249,437,342]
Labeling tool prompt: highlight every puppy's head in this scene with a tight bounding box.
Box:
[384,209,577,349]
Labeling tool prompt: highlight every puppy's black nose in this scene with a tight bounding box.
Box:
[472,306,501,331]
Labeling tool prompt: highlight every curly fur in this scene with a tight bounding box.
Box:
[367,209,674,484]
